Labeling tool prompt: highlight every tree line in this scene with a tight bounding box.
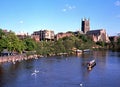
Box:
[0,28,120,56]
[35,33,94,56]
[0,29,36,54]
[0,29,94,56]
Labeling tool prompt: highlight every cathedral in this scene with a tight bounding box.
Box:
[81,18,110,43]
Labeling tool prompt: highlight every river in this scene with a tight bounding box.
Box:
[0,50,120,87]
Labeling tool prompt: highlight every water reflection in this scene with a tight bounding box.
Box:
[0,50,120,87]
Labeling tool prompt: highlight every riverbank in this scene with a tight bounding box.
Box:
[0,49,108,64]
[0,54,43,64]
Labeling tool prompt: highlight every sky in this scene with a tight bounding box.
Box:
[0,0,120,36]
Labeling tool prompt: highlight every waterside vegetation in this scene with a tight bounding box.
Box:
[0,29,120,57]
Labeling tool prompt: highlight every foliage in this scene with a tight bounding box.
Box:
[107,37,120,50]
[0,28,96,55]
[117,37,120,45]
[96,41,105,47]
[35,41,56,55]
[54,39,65,54]
[0,30,25,53]
[23,37,37,51]
[117,37,120,50]
[0,29,5,39]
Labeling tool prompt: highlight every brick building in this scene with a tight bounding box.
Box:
[32,30,55,41]
[55,32,73,40]
[31,35,40,42]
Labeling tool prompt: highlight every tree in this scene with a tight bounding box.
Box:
[23,37,37,51]
[0,30,25,53]
[78,34,88,42]
[0,29,5,39]
[117,37,120,50]
[117,37,120,45]
[6,31,25,53]
[54,39,65,54]
[96,41,105,48]
[63,37,75,53]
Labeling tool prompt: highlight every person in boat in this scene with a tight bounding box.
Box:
[87,59,96,70]
[89,59,95,64]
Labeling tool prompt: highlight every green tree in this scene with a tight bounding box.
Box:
[117,37,120,45]
[35,42,43,55]
[0,38,9,52]
[6,31,25,53]
[23,37,37,51]
[78,34,88,42]
[0,29,5,39]
[96,41,105,48]
[54,39,65,54]
[63,37,75,53]
[0,30,25,53]
[117,37,120,50]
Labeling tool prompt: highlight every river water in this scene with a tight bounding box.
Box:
[0,50,120,87]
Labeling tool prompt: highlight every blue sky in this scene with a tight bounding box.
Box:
[0,0,120,36]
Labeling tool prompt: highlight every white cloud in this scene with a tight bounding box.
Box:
[68,5,76,10]
[62,4,76,12]
[19,20,23,24]
[115,0,120,6]
[62,8,67,12]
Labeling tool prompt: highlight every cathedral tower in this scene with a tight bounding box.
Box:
[81,18,90,34]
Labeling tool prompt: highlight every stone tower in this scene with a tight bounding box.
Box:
[81,18,90,34]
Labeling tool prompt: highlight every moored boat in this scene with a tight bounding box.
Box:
[83,49,90,52]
